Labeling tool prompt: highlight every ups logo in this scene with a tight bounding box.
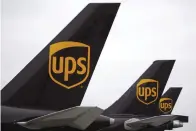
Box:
[136,79,159,105]
[49,41,90,89]
[159,98,173,113]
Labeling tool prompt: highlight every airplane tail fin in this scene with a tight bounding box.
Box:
[158,87,182,115]
[103,60,175,116]
[1,3,120,110]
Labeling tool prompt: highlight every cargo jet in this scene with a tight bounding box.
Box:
[98,61,188,131]
[158,87,182,115]
[139,87,185,131]
[1,3,188,131]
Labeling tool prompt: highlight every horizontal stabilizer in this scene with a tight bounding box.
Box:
[17,106,103,130]
[125,115,178,130]
[174,115,189,123]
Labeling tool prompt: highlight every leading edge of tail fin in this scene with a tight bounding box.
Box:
[2,3,120,110]
[103,60,175,116]
[158,87,182,115]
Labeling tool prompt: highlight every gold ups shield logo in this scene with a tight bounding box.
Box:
[159,98,173,113]
[49,41,90,89]
[136,79,159,105]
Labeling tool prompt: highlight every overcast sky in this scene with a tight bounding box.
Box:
[1,0,196,130]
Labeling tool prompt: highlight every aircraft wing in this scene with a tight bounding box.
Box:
[125,115,178,130]
[17,106,103,130]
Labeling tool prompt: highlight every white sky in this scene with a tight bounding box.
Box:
[1,0,196,130]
